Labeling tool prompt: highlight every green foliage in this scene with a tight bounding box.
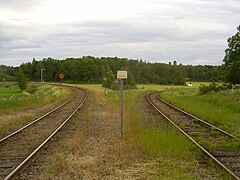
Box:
[26,85,38,94]
[223,25,240,84]
[192,119,201,128]
[224,141,240,151]
[209,127,218,137]
[0,84,68,115]
[189,132,200,137]
[16,69,27,91]
[198,138,217,151]
[17,56,222,85]
[199,82,232,95]
[192,119,200,124]
[186,65,221,82]
[123,71,137,89]
[161,87,240,137]
[0,65,17,82]
[1,56,223,84]
[102,70,118,90]
[102,69,137,90]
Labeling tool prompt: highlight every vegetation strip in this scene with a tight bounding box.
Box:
[0,86,86,179]
[157,93,240,141]
[147,92,240,179]
[160,85,240,138]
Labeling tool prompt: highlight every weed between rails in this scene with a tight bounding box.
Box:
[49,153,70,175]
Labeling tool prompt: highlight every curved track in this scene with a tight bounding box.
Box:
[0,85,87,180]
[147,92,240,180]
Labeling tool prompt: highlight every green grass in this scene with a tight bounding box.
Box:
[0,83,69,114]
[0,83,21,98]
[0,83,71,136]
[160,86,240,137]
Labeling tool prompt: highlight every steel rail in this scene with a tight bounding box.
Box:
[156,93,240,141]
[147,92,240,180]
[0,94,76,143]
[4,89,87,180]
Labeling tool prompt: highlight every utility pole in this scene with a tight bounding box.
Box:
[103,77,107,94]
[41,68,45,83]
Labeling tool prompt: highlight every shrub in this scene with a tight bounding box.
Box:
[26,85,38,94]
[199,82,232,95]
[17,69,27,91]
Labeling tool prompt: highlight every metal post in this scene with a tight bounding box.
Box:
[103,77,107,94]
[120,79,124,138]
[105,81,107,94]
[41,69,43,82]
[41,68,45,83]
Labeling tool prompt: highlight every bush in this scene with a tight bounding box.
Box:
[17,69,27,91]
[102,70,137,90]
[199,82,232,95]
[26,85,38,94]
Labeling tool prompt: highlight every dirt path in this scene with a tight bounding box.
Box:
[15,89,153,179]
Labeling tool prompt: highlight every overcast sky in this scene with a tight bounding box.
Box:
[0,0,239,66]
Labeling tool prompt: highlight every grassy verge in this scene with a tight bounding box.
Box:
[0,82,71,136]
[0,83,70,114]
[159,84,240,138]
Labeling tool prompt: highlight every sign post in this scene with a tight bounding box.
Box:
[59,73,64,84]
[41,68,45,83]
[103,77,107,94]
[117,70,127,138]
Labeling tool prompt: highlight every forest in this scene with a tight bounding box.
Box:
[0,56,221,85]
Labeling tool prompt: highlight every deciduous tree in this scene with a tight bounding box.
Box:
[17,69,27,91]
[223,25,240,84]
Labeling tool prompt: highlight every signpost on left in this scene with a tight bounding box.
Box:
[59,73,64,84]
[41,68,45,83]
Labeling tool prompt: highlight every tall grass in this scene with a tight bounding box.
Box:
[0,83,71,136]
[0,84,70,114]
[104,89,201,178]
[161,88,240,137]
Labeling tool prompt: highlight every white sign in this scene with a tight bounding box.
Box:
[117,71,128,79]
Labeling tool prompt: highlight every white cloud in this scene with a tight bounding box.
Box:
[0,0,239,66]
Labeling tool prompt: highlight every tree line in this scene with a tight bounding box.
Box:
[0,57,221,85]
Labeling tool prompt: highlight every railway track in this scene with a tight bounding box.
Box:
[0,85,87,180]
[147,92,240,180]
